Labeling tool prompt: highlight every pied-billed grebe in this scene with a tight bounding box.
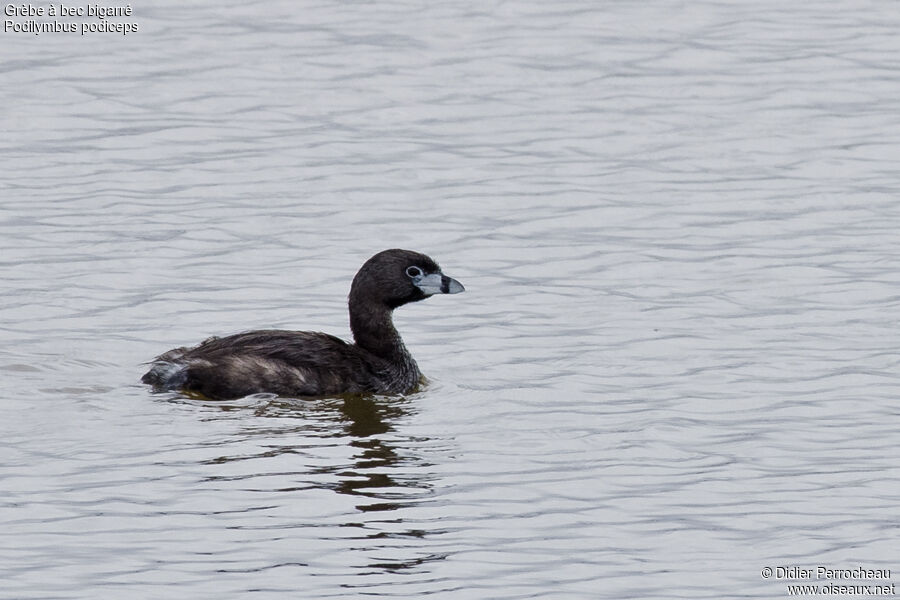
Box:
[141,249,464,399]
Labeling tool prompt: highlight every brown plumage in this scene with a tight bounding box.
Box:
[141,249,465,399]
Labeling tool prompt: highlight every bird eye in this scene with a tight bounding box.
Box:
[406,266,423,278]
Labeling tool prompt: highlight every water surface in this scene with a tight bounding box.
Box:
[2,1,900,598]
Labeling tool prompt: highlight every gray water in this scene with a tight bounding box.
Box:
[3,1,900,598]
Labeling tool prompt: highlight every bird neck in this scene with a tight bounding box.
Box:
[349,296,410,363]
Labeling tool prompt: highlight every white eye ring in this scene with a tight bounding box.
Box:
[406,266,423,278]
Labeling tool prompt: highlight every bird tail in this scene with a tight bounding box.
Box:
[141,361,188,390]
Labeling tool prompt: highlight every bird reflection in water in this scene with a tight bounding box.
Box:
[327,395,427,512]
[197,393,433,509]
[174,392,446,572]
[305,395,449,572]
